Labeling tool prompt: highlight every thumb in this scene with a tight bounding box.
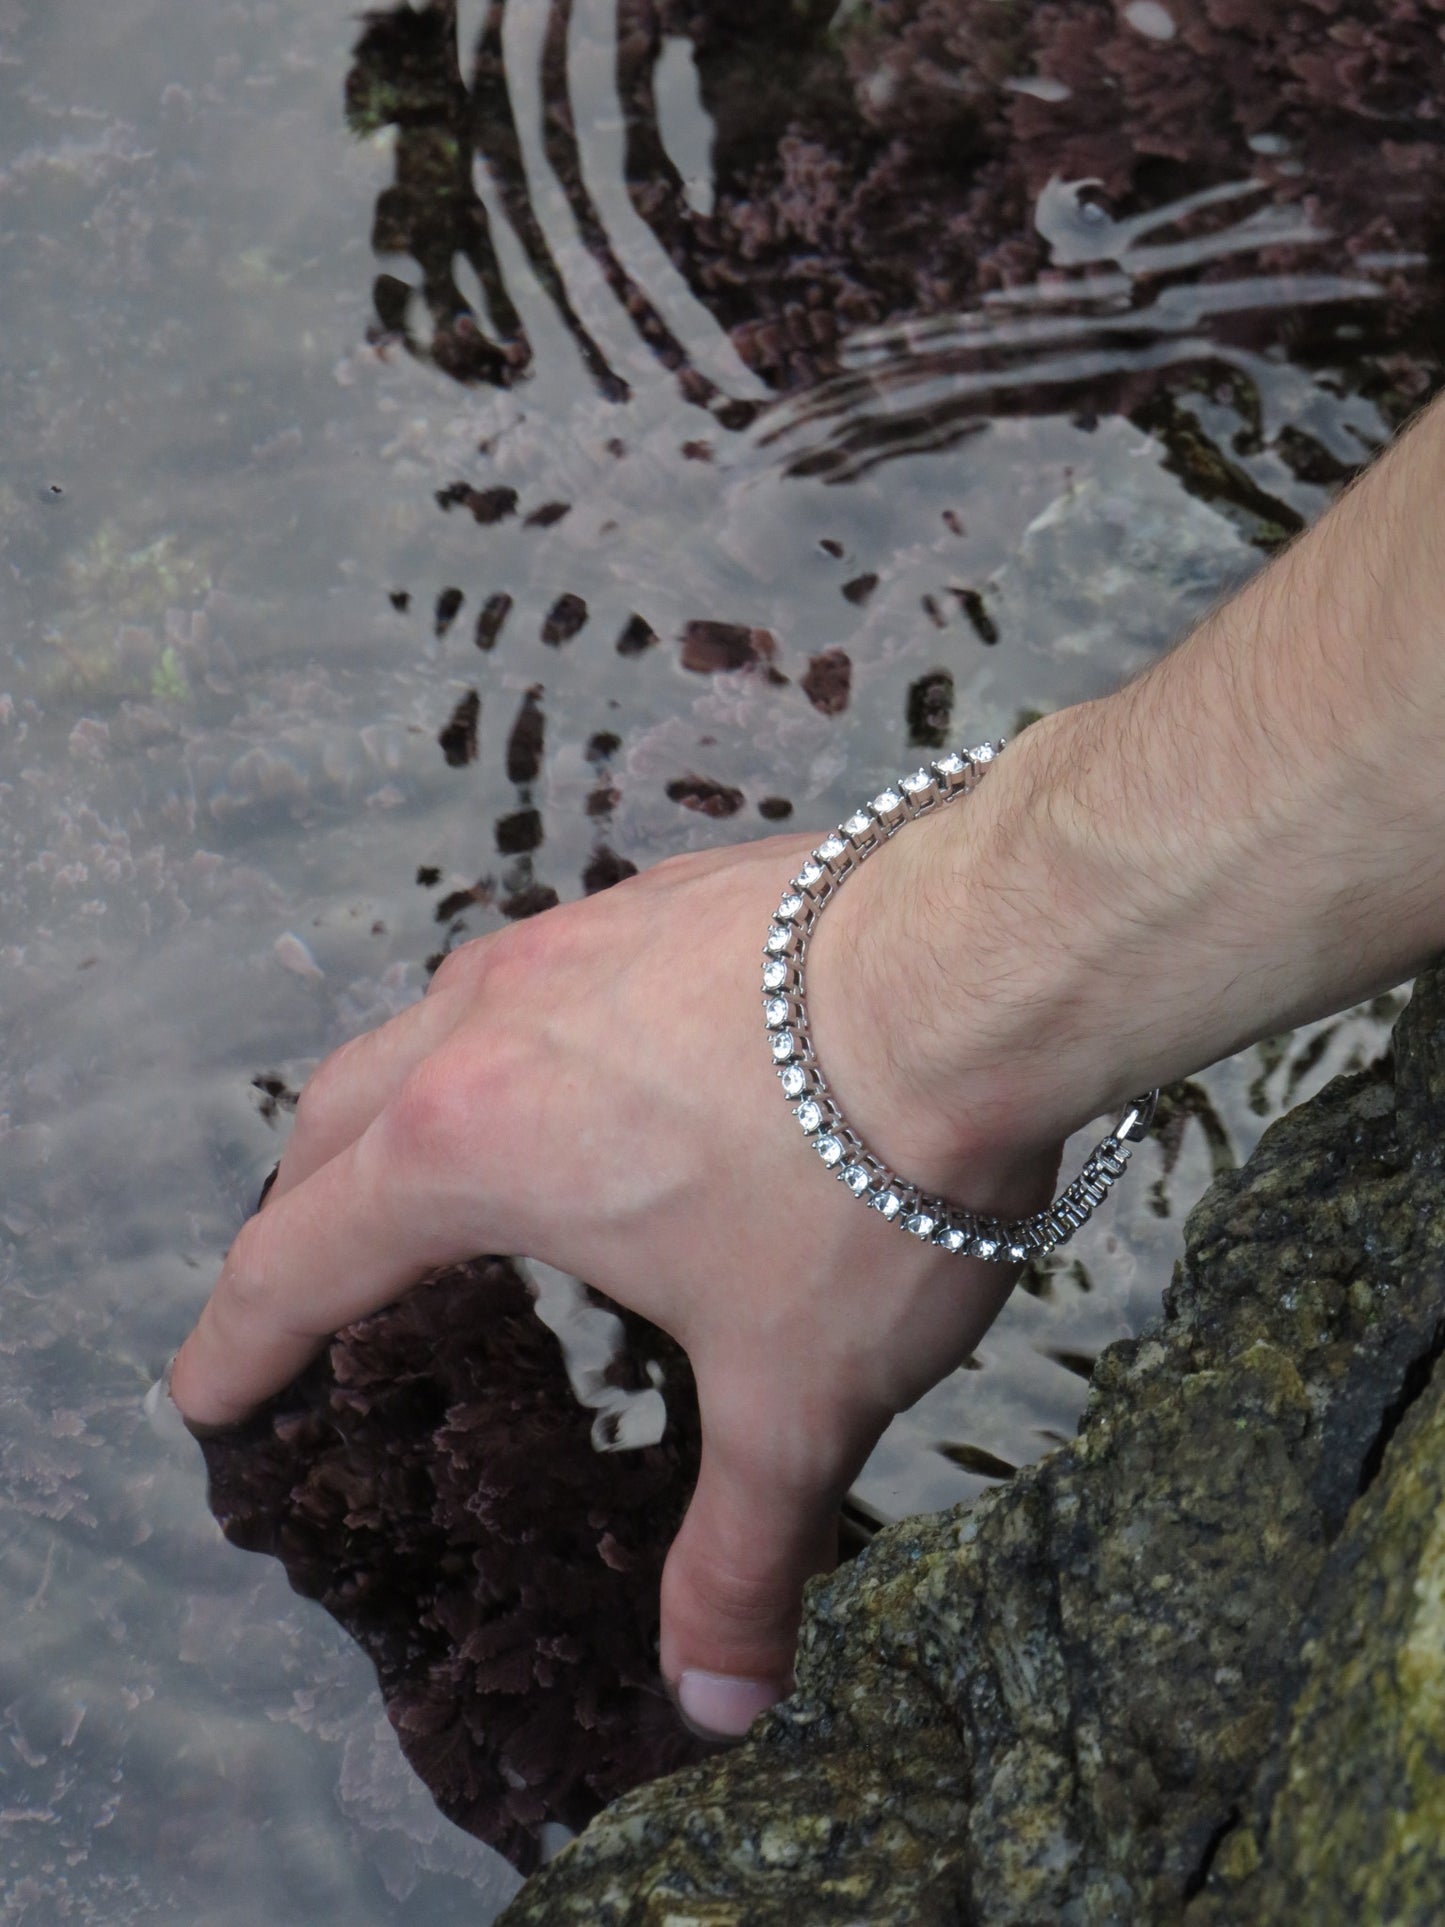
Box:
[659,1382,860,1741]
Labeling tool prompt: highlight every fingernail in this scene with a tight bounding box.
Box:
[676,1671,784,1741]
[160,1350,229,1440]
[143,1358,193,1446]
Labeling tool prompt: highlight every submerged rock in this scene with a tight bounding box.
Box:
[200,1261,706,1875]
[503,959,1445,1923]
[347,0,1445,426]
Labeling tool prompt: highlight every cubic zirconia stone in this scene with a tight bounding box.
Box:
[933,752,965,777]
[795,1099,823,1133]
[817,836,846,863]
[871,788,902,814]
[900,769,932,795]
[872,1191,903,1220]
[816,1135,843,1167]
[771,1030,796,1062]
[762,959,788,992]
[937,1226,967,1253]
[969,742,996,764]
[796,860,825,889]
[779,1064,808,1098]
[765,924,790,954]
[843,812,873,837]
[841,1165,871,1196]
[1007,1243,1027,1263]
[764,997,789,1028]
[974,1237,999,1261]
[906,1213,936,1239]
[775,893,804,922]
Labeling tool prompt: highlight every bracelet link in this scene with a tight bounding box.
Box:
[930,750,972,796]
[867,787,908,834]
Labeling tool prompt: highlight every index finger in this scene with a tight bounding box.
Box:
[169,1082,500,1428]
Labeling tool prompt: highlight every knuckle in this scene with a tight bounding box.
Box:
[426,939,485,998]
[291,1042,358,1138]
[491,904,571,978]
[382,1056,479,1177]
[683,1549,791,1631]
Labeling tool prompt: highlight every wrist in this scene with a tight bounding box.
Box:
[806,684,1280,1199]
[803,717,1130,1207]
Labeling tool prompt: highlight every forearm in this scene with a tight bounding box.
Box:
[812,395,1445,1195]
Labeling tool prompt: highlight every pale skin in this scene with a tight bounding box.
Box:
[173,389,1445,1740]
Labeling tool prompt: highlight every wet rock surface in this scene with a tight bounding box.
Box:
[502,961,1445,1924]
[200,1262,706,1876]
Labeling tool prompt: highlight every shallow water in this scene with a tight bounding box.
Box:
[2,0,1440,1914]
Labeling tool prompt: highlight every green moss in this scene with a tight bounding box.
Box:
[345,72,409,138]
[64,527,208,617]
[149,645,190,705]
[1196,1347,1445,1921]
[38,525,212,698]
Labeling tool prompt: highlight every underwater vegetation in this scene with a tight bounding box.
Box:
[202,1258,705,1873]
[350,0,1444,433]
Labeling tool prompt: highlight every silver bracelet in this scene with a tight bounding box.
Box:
[763,743,1158,1262]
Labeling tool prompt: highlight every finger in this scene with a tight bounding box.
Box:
[171,1069,497,1427]
[659,1374,871,1741]
[268,978,479,1204]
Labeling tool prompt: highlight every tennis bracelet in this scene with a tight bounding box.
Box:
[763,743,1157,1261]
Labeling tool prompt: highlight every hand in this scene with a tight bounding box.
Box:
[171,826,1060,1738]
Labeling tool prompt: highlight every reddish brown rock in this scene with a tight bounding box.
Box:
[665,774,746,817]
[800,647,852,716]
[679,621,778,674]
[200,1261,705,1875]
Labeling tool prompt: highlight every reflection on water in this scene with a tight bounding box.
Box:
[1,0,1442,1911]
